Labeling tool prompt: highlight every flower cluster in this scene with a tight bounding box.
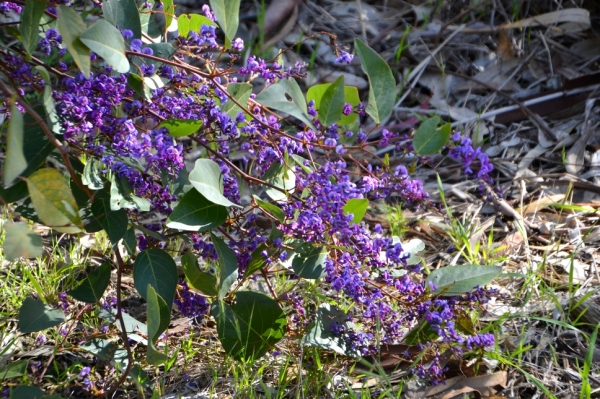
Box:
[0,2,500,385]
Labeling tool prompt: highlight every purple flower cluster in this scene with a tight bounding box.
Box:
[174,281,210,319]
[448,132,494,185]
[335,51,354,64]
[0,2,21,14]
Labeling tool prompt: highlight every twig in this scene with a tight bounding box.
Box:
[100,251,135,399]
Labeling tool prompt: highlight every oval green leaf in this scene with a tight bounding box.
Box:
[253,195,285,223]
[146,285,170,365]
[91,198,128,245]
[177,13,216,38]
[211,233,238,300]
[211,291,286,361]
[3,98,26,188]
[80,20,130,73]
[292,245,327,279]
[2,223,43,261]
[57,5,90,78]
[209,0,240,42]
[25,168,82,233]
[133,249,178,309]
[181,252,218,297]
[316,75,345,126]
[342,198,369,225]
[20,0,48,55]
[256,79,316,130]
[159,118,203,137]
[354,38,396,124]
[413,117,451,155]
[425,265,502,296]
[167,188,228,231]
[222,82,252,118]
[68,262,112,303]
[103,0,142,39]
[262,162,296,202]
[189,158,241,208]
[18,297,65,333]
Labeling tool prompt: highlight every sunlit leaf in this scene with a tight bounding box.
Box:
[57,5,90,78]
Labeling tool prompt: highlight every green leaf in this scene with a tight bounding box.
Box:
[354,38,396,124]
[3,98,26,188]
[25,168,82,233]
[110,174,151,212]
[211,291,286,361]
[18,297,65,333]
[0,360,28,380]
[189,158,241,208]
[211,233,238,300]
[243,244,267,278]
[413,119,451,155]
[98,308,147,337]
[253,195,285,223]
[222,82,252,118]
[403,319,438,345]
[127,73,152,100]
[80,20,130,73]
[10,386,45,399]
[209,0,240,43]
[159,119,203,137]
[34,67,60,136]
[20,0,48,54]
[3,223,43,261]
[3,104,55,189]
[146,285,170,365]
[403,238,425,265]
[167,188,227,231]
[133,249,178,310]
[80,338,126,367]
[292,245,327,279]
[181,252,218,297]
[82,158,104,190]
[306,83,360,125]
[103,0,142,39]
[68,262,111,303]
[256,79,316,130]
[425,265,502,296]
[139,0,161,40]
[342,198,369,224]
[301,303,358,356]
[316,75,345,126]
[262,162,296,202]
[123,227,137,255]
[162,0,175,35]
[57,6,90,78]
[91,198,128,245]
[177,14,216,37]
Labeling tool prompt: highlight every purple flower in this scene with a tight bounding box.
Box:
[121,29,134,40]
[231,38,244,52]
[335,51,354,64]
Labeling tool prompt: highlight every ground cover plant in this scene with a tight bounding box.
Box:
[1,0,599,398]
